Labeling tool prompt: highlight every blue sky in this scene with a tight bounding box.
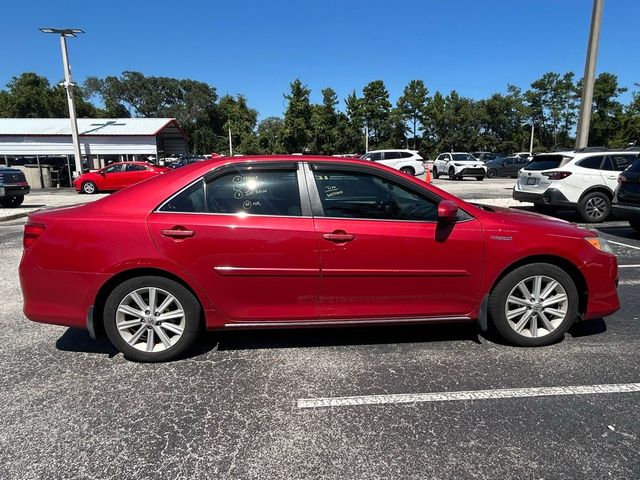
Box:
[2,0,639,119]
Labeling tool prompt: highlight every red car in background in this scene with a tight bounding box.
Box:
[21,156,619,362]
[73,161,169,194]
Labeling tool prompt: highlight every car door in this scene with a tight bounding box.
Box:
[99,163,126,189]
[379,151,401,170]
[306,163,484,319]
[124,163,151,187]
[147,162,320,323]
[601,154,636,191]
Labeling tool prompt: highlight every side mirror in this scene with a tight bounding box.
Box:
[438,200,459,223]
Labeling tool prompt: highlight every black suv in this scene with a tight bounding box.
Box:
[0,167,30,207]
[611,157,640,232]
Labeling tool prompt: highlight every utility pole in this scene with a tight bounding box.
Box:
[228,124,233,156]
[575,0,604,149]
[40,28,85,177]
[529,123,535,154]
[364,125,369,153]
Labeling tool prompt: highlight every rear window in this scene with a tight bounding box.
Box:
[524,155,569,171]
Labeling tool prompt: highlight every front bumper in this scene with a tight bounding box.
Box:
[582,252,620,320]
[457,167,486,177]
[513,187,575,207]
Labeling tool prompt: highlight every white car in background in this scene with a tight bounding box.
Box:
[513,148,639,222]
[432,152,487,180]
[360,150,426,176]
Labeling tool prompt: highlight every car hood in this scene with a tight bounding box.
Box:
[473,204,593,238]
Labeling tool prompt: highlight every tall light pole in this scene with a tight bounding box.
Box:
[575,0,604,149]
[39,27,84,177]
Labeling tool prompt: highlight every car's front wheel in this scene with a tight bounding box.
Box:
[487,169,498,178]
[489,263,578,346]
[0,195,24,207]
[449,167,458,180]
[103,276,202,362]
[82,181,98,194]
[432,167,440,179]
[476,176,485,181]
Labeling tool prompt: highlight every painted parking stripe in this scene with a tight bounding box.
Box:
[297,383,640,409]
[618,264,640,268]
[619,280,640,286]
[609,240,640,251]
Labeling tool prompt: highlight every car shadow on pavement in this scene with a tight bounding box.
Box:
[596,226,640,241]
[212,321,481,352]
[56,328,119,357]
[568,318,607,338]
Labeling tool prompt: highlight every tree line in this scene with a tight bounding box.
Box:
[1,71,638,158]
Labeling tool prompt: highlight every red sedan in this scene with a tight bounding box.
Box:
[73,161,169,194]
[21,156,620,362]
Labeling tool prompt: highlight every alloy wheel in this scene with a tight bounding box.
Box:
[584,196,608,220]
[504,275,568,338]
[115,287,186,353]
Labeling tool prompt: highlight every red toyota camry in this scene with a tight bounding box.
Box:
[21,156,620,362]
[73,161,169,194]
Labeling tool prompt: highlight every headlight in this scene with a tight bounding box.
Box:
[585,237,614,254]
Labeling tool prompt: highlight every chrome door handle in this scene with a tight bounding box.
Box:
[161,227,195,238]
[322,231,355,243]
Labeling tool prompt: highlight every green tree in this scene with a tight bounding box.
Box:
[257,117,285,153]
[282,79,312,153]
[361,80,392,147]
[217,94,258,154]
[397,79,429,149]
[586,73,626,147]
[310,88,341,154]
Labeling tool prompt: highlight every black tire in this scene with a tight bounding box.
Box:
[400,167,415,176]
[489,263,579,347]
[448,167,458,180]
[103,276,202,362]
[532,203,559,214]
[476,176,485,181]
[487,169,498,178]
[0,195,24,207]
[432,167,440,179]
[82,181,98,194]
[578,191,610,223]
[630,219,640,233]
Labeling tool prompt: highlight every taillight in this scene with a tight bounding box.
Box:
[23,223,46,248]
[618,174,626,183]
[542,171,572,180]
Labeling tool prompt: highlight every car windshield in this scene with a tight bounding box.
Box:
[452,154,475,161]
[524,155,569,171]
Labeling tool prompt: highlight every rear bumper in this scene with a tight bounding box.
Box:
[513,187,576,207]
[0,185,30,197]
[19,252,108,330]
[611,202,640,222]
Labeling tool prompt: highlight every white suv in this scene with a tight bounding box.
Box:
[432,152,487,180]
[513,149,638,222]
[360,150,425,176]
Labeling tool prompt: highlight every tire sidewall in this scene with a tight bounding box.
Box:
[103,276,202,362]
[400,167,414,176]
[489,263,579,347]
[579,192,610,223]
[82,181,97,194]
[487,169,497,178]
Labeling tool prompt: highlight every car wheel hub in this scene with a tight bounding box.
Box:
[504,275,568,338]
[115,287,186,353]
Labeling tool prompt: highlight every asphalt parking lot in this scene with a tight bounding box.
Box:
[0,182,639,479]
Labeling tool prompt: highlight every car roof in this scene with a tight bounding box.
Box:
[365,149,418,153]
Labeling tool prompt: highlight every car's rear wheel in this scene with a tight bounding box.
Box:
[489,263,578,346]
[487,169,498,178]
[0,195,24,207]
[400,166,415,176]
[82,181,98,194]
[630,219,640,233]
[103,276,202,362]
[578,191,610,223]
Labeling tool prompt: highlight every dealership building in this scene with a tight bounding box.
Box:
[0,118,189,187]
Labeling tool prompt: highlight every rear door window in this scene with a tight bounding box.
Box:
[383,152,401,160]
[604,154,637,171]
[577,155,604,170]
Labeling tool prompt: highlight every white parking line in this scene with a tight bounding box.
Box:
[619,280,640,286]
[297,383,640,409]
[619,264,640,268]
[609,240,640,251]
